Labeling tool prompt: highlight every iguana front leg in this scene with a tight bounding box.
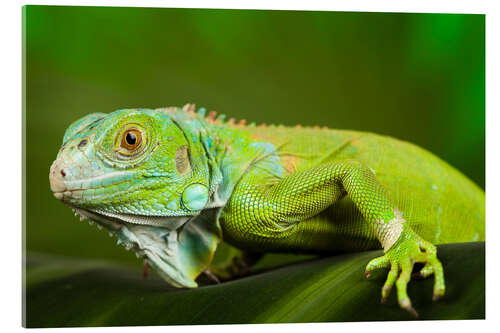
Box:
[222,160,444,315]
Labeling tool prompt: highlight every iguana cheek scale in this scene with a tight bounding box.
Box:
[49,104,484,317]
[182,183,209,211]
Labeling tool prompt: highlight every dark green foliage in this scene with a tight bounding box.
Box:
[25,242,484,327]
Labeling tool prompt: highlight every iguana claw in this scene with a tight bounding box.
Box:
[203,269,221,284]
[143,259,150,279]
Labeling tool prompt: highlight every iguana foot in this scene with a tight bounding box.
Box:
[365,227,445,317]
[207,252,263,282]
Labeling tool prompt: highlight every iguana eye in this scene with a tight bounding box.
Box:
[121,129,142,151]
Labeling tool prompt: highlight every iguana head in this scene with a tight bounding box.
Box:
[49,107,222,287]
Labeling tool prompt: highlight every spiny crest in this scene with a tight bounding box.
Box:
[173,103,259,128]
[158,106,177,114]
[160,103,330,131]
[176,103,226,125]
[182,103,196,114]
[183,103,245,127]
[203,109,227,125]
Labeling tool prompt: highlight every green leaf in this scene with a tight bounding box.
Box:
[24,242,484,327]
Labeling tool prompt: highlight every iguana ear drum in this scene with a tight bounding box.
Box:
[175,145,191,176]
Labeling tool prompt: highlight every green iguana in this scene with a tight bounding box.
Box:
[49,104,485,317]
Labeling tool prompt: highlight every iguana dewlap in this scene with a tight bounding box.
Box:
[49,104,484,316]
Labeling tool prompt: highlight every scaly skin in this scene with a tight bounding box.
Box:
[49,104,485,316]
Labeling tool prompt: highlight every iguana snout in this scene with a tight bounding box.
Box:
[49,159,66,198]
[49,134,117,201]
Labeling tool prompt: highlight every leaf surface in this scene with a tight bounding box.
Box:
[25,242,484,327]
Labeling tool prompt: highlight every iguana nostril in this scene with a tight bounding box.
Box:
[78,139,88,149]
[49,160,67,195]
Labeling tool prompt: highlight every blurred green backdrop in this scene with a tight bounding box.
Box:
[24,6,485,267]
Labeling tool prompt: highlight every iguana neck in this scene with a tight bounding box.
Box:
[209,124,285,206]
[167,107,283,208]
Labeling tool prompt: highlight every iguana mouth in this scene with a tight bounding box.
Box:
[68,206,192,231]
[49,158,138,201]
[91,209,191,229]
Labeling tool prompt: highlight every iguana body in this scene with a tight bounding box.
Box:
[49,104,485,316]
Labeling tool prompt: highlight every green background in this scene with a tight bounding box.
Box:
[24,6,485,272]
